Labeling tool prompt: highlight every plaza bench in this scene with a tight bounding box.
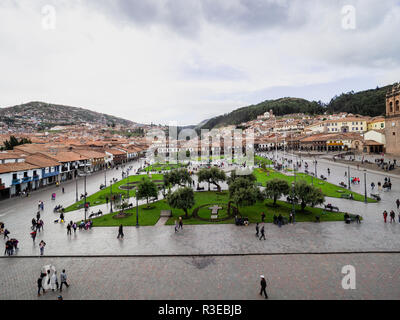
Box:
[370,193,381,201]
[324,204,339,212]
[340,193,354,200]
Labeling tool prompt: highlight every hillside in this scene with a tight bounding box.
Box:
[200,98,325,129]
[0,101,135,128]
[199,84,393,130]
[326,85,390,117]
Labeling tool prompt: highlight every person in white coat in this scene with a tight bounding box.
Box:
[51,271,59,291]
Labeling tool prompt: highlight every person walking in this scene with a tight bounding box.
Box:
[174,219,179,233]
[277,214,283,228]
[38,219,44,231]
[259,225,266,240]
[36,211,40,222]
[371,182,375,190]
[39,240,46,256]
[178,217,183,230]
[327,168,330,176]
[383,210,388,223]
[60,212,64,223]
[3,228,10,240]
[255,222,259,238]
[30,230,37,242]
[37,275,45,296]
[261,212,265,223]
[390,210,396,223]
[72,222,77,233]
[67,223,72,235]
[62,187,65,194]
[51,271,59,291]
[259,275,268,299]
[59,270,70,292]
[117,224,124,239]
[396,199,400,210]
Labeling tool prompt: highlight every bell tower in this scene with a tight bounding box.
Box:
[385,83,400,155]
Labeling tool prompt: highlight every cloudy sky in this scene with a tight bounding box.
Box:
[1,0,400,125]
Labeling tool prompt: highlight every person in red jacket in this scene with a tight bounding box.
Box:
[383,210,388,223]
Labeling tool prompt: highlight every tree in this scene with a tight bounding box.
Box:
[3,136,31,150]
[136,178,158,207]
[294,180,325,211]
[264,179,290,206]
[228,177,263,211]
[167,187,195,218]
[168,168,192,187]
[227,170,256,185]
[197,167,226,191]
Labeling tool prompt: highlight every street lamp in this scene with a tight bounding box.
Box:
[110,179,113,213]
[348,166,351,190]
[84,174,87,221]
[136,187,139,227]
[364,169,367,203]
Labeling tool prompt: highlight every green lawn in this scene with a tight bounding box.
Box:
[253,168,376,203]
[255,155,273,166]
[91,191,347,227]
[64,174,164,212]
[139,163,188,173]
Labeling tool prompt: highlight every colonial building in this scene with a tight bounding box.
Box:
[385,83,400,155]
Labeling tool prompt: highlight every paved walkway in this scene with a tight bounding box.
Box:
[1,154,400,257]
[1,253,400,299]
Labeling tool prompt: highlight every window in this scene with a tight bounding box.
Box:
[12,173,17,179]
[396,100,399,112]
[390,102,393,112]
[393,132,396,136]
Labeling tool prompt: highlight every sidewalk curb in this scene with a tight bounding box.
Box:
[2,251,400,259]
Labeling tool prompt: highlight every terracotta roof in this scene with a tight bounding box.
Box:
[73,150,106,159]
[0,162,39,174]
[364,140,383,146]
[25,153,60,167]
[105,149,126,155]
[39,151,87,162]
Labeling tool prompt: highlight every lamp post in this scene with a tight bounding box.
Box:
[75,174,78,202]
[348,166,351,190]
[110,179,113,213]
[364,169,367,203]
[84,174,87,221]
[136,187,139,227]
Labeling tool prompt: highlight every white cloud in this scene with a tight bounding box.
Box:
[0,0,399,125]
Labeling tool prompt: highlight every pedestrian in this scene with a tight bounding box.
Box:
[62,187,65,194]
[261,212,265,223]
[327,168,330,176]
[396,199,400,210]
[259,275,268,299]
[36,211,40,222]
[371,182,375,190]
[39,240,46,256]
[67,223,72,235]
[259,225,266,240]
[117,224,124,239]
[38,201,41,210]
[345,171,347,177]
[51,271,59,291]
[390,210,396,223]
[59,269,70,292]
[37,275,46,296]
[60,212,64,223]
[277,214,283,228]
[178,216,183,230]
[31,230,37,242]
[39,219,44,231]
[72,222,77,233]
[255,222,259,237]
[174,219,179,233]
[41,201,44,211]
[383,210,388,223]
[3,228,10,239]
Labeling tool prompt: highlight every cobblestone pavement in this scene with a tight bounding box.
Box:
[1,155,400,256]
[1,253,399,300]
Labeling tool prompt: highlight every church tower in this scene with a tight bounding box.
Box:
[385,83,400,155]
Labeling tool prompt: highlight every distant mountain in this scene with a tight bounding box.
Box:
[0,101,135,128]
[326,85,390,117]
[200,97,325,130]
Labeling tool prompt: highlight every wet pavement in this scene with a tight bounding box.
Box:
[1,253,399,299]
[0,155,399,257]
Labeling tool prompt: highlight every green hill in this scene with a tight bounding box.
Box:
[326,85,390,117]
[200,84,394,130]
[200,97,325,129]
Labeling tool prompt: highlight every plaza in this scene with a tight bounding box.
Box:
[1,153,400,300]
